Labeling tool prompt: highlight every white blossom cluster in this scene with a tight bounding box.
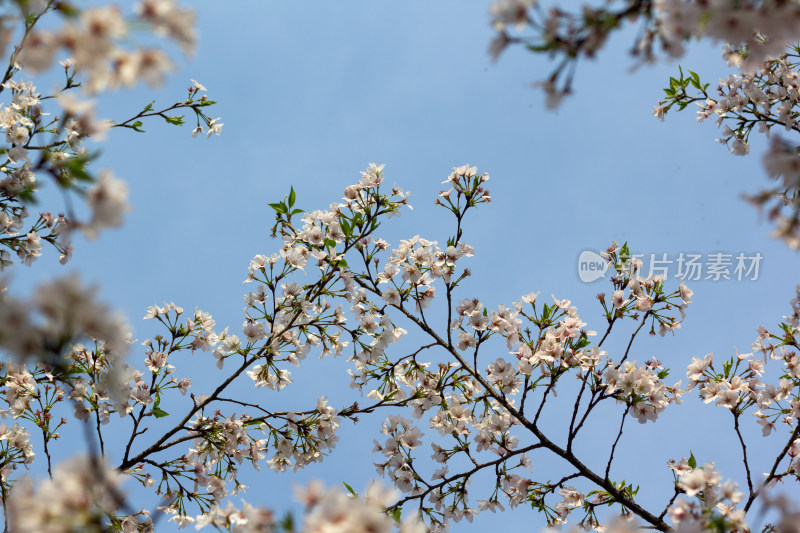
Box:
[488,0,800,111]
[655,45,800,250]
[603,358,684,424]
[685,289,800,447]
[0,419,34,483]
[16,0,800,531]
[290,176,693,530]
[0,148,798,533]
[0,274,129,361]
[6,456,126,532]
[667,459,749,532]
[652,0,800,70]
[17,1,194,91]
[0,0,220,271]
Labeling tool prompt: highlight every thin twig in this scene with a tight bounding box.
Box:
[605,404,631,481]
[732,410,754,499]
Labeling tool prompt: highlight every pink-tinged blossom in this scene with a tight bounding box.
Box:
[686,353,713,385]
[415,286,435,311]
[381,287,401,306]
[612,289,627,309]
[635,295,653,312]
[17,232,41,265]
[457,331,477,351]
[679,281,693,304]
[729,137,750,156]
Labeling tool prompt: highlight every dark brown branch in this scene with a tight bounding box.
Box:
[357,279,670,531]
[605,404,631,481]
[744,423,800,512]
[733,410,754,499]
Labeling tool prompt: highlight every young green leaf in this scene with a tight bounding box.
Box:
[342,482,358,497]
[163,115,185,126]
[269,202,287,214]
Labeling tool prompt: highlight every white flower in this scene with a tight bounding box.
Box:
[206,117,223,137]
[729,137,750,156]
[84,170,130,239]
[489,0,535,31]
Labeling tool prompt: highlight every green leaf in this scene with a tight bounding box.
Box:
[152,407,169,418]
[153,392,161,408]
[290,208,304,215]
[688,451,697,469]
[288,187,296,208]
[280,512,294,531]
[163,115,185,126]
[143,100,155,112]
[657,369,670,380]
[616,244,631,271]
[619,242,630,263]
[525,43,554,53]
[60,155,93,182]
[688,70,702,90]
[268,202,287,214]
[574,336,590,349]
[131,120,145,133]
[342,482,357,496]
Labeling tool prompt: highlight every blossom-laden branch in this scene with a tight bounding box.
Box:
[0,2,795,532]
[259,165,692,531]
[0,0,222,271]
[0,164,417,529]
[488,0,800,107]
[0,163,797,532]
[656,46,800,251]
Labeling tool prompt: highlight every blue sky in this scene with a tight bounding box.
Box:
[10,1,800,530]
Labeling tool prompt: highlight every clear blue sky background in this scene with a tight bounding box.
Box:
[10,1,800,530]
